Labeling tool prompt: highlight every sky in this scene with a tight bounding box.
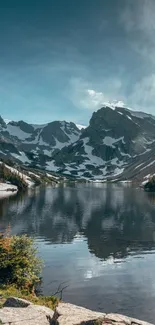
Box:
[1,0,155,124]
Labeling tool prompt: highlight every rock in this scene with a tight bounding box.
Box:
[0,299,54,325]
[32,305,55,321]
[56,302,105,325]
[0,306,50,325]
[105,313,131,324]
[0,299,154,325]
[130,318,153,325]
[4,297,33,308]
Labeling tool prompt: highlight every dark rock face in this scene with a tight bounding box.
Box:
[0,116,7,130]
[9,121,34,134]
[0,105,155,180]
[40,121,79,145]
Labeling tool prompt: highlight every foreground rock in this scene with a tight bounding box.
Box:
[56,303,153,325]
[0,297,54,325]
[0,297,153,325]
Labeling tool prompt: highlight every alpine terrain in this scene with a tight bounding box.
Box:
[1,104,155,182]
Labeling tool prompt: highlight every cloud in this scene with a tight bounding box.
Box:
[87,89,105,108]
[120,0,155,64]
[119,1,155,114]
[129,74,155,110]
[68,77,125,110]
[121,0,155,33]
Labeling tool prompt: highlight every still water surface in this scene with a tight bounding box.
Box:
[1,184,155,322]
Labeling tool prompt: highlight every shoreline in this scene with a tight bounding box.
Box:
[0,298,153,325]
[0,183,18,198]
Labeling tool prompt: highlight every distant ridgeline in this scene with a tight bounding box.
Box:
[0,104,155,182]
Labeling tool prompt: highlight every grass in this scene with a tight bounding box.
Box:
[0,285,59,310]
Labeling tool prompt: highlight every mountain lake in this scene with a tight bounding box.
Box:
[0,183,155,323]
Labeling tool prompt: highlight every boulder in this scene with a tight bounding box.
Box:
[3,297,33,308]
[0,297,54,325]
[56,302,105,325]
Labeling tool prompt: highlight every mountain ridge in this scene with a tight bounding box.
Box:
[0,105,155,182]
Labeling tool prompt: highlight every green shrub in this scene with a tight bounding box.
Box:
[0,285,58,310]
[144,176,155,192]
[0,234,42,293]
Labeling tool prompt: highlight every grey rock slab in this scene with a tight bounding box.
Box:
[0,305,54,325]
[105,313,132,324]
[56,302,105,325]
[56,303,154,325]
[130,318,154,325]
[31,305,54,320]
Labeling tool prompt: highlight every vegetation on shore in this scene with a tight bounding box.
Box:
[144,176,155,192]
[0,230,58,310]
[0,162,27,190]
[0,159,62,192]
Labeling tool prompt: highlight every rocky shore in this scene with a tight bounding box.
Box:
[0,182,18,198]
[0,297,153,325]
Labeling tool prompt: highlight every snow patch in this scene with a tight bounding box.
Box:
[103,136,125,148]
[12,152,31,164]
[0,162,34,187]
[46,160,59,172]
[82,138,105,166]
[43,149,52,157]
[141,160,155,170]
[7,124,30,141]
[76,124,87,130]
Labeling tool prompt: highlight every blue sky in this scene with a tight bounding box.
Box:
[1,0,155,124]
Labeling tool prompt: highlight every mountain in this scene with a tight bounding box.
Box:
[0,105,155,182]
[0,118,81,168]
[47,105,155,180]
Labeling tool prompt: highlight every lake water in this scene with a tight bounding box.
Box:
[1,183,155,323]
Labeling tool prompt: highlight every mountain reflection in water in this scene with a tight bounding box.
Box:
[1,183,155,322]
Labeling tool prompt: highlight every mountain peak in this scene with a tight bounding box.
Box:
[102,100,125,110]
[0,116,7,129]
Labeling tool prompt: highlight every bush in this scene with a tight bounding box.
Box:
[0,285,58,310]
[0,234,42,293]
[144,176,155,192]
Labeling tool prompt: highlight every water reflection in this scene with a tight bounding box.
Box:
[1,184,155,321]
[1,184,155,260]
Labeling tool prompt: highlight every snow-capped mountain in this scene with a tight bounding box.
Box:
[0,119,81,165]
[1,105,155,181]
[46,105,155,180]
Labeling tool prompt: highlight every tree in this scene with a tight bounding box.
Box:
[144,176,155,192]
[0,234,42,293]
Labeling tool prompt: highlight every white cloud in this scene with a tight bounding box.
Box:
[87,89,105,107]
[129,74,155,109]
[68,77,125,110]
